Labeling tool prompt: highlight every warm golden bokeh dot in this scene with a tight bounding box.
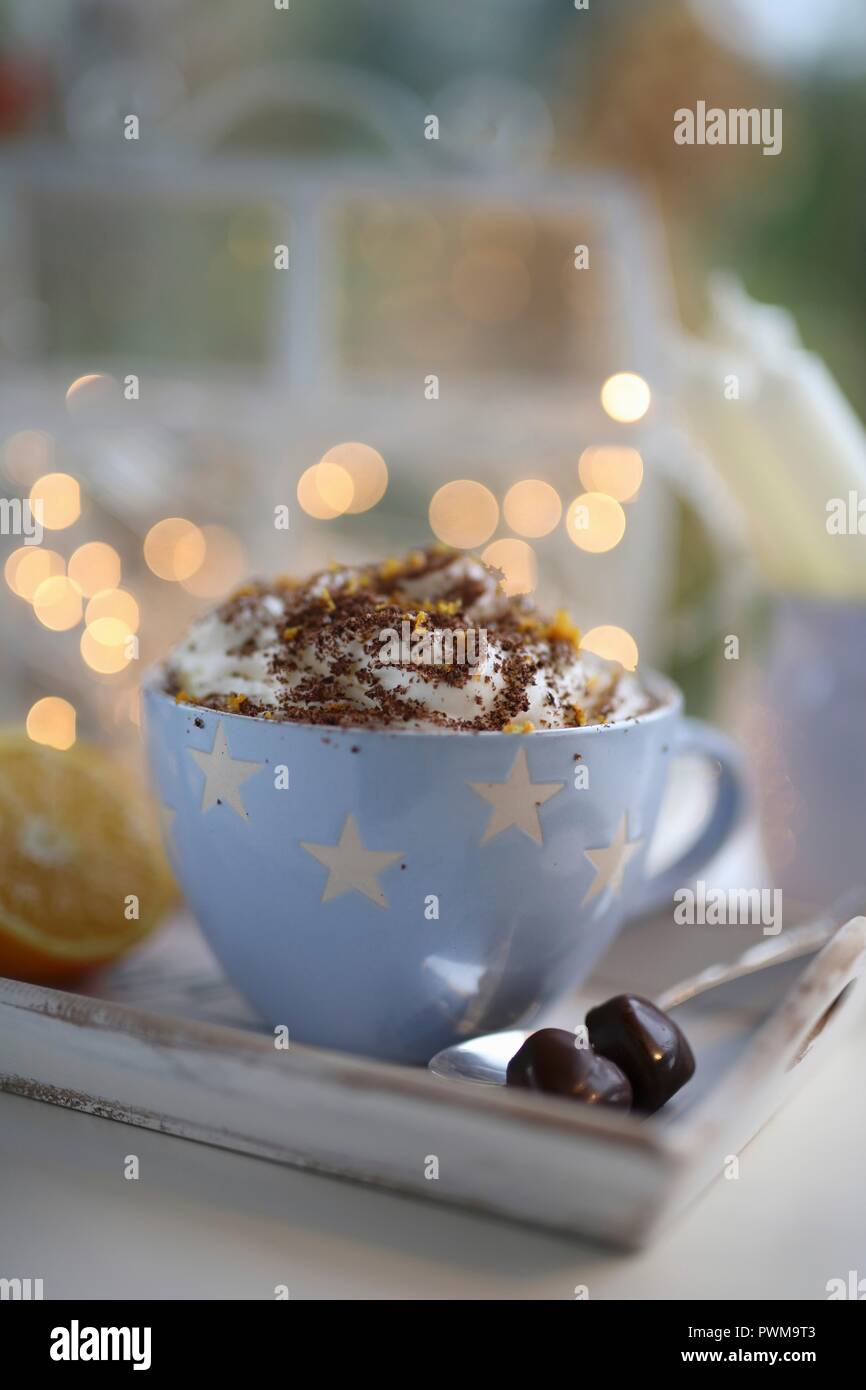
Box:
[578,445,644,502]
[3,430,54,486]
[502,479,562,538]
[29,472,81,530]
[180,525,247,598]
[580,625,639,672]
[600,372,651,424]
[297,462,355,520]
[65,373,120,412]
[33,575,83,631]
[4,547,64,601]
[85,587,140,637]
[319,443,388,515]
[80,626,132,674]
[26,697,77,751]
[144,517,206,581]
[429,480,499,549]
[566,492,627,554]
[67,541,122,597]
[481,538,538,596]
[87,616,131,648]
[315,461,355,514]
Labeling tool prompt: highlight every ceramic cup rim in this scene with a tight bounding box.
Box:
[141,663,683,741]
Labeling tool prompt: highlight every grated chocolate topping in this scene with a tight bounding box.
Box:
[166,545,652,732]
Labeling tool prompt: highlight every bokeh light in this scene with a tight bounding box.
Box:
[144,517,205,581]
[578,445,644,502]
[566,492,627,553]
[580,625,639,671]
[5,547,64,601]
[502,479,562,537]
[87,617,132,648]
[3,430,54,486]
[180,525,247,598]
[297,462,354,520]
[26,697,77,751]
[65,373,120,413]
[67,541,122,597]
[32,575,83,631]
[318,442,388,514]
[29,472,81,530]
[481,538,538,595]
[85,588,140,638]
[80,626,132,674]
[600,372,651,424]
[429,480,499,548]
[315,462,355,514]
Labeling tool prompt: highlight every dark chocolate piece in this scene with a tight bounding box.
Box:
[586,994,695,1114]
[506,1028,632,1108]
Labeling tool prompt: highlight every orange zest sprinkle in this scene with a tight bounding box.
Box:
[546,609,581,649]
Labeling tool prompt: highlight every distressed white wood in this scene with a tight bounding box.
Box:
[1,917,863,1249]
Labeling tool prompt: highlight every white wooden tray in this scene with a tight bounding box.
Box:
[1,911,863,1249]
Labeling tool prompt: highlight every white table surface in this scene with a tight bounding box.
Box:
[1,1026,865,1301]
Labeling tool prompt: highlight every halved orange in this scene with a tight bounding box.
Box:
[0,731,175,981]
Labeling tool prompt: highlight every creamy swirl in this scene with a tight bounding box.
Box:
[165,547,653,731]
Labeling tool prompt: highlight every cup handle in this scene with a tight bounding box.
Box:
[628,716,749,919]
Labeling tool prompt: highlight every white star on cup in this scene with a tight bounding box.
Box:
[582,814,643,904]
[187,721,263,821]
[301,814,403,908]
[469,746,564,845]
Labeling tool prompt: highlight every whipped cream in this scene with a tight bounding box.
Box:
[165,548,653,731]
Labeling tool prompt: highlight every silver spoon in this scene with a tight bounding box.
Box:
[428,897,860,1086]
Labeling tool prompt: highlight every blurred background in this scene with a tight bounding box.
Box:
[2,0,866,908]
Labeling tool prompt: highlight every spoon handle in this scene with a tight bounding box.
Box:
[655,896,863,1013]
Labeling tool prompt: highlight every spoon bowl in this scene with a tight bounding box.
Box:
[427,909,851,1086]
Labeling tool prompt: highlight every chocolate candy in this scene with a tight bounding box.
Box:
[586,994,695,1114]
[506,1027,633,1108]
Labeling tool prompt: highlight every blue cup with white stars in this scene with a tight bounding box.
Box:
[143,670,745,1064]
